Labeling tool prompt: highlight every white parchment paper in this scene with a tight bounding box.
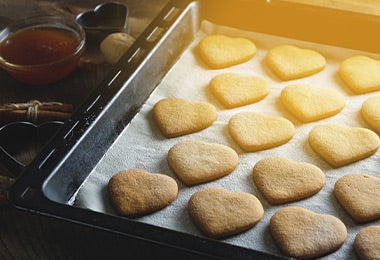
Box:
[74,20,380,259]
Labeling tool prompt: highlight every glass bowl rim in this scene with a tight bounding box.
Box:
[0,15,86,71]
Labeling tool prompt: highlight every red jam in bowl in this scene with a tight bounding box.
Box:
[0,16,85,85]
[1,27,80,66]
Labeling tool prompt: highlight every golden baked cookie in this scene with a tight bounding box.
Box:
[266,44,326,81]
[228,112,295,152]
[361,96,380,134]
[354,226,380,260]
[153,97,217,138]
[339,55,380,94]
[334,173,380,222]
[280,84,345,122]
[209,73,269,109]
[188,187,264,239]
[167,140,238,186]
[308,124,380,167]
[270,206,347,259]
[252,157,325,204]
[108,169,178,217]
[197,34,256,69]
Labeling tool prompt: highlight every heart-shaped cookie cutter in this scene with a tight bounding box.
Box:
[76,2,128,37]
[0,121,63,177]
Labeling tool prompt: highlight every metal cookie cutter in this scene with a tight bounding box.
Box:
[0,121,63,205]
[76,2,129,38]
[0,121,63,177]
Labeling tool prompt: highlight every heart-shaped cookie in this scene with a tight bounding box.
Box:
[361,96,380,134]
[334,173,380,222]
[308,124,380,167]
[266,45,326,81]
[228,112,295,152]
[270,206,347,259]
[168,140,238,186]
[188,187,264,238]
[253,157,325,204]
[108,169,178,217]
[153,98,217,138]
[197,34,256,69]
[339,55,380,94]
[281,84,345,122]
[354,226,380,260]
[209,73,270,108]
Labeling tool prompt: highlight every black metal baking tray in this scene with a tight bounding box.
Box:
[8,0,380,258]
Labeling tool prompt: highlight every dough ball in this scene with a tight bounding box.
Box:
[100,32,135,64]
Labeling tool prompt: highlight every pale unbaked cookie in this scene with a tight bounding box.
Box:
[334,173,380,223]
[153,98,217,138]
[339,55,380,94]
[108,169,178,217]
[361,96,380,134]
[188,187,264,239]
[252,157,325,204]
[270,206,347,259]
[280,84,345,122]
[168,140,238,186]
[266,44,326,81]
[209,73,269,108]
[308,124,380,167]
[228,112,295,152]
[354,226,380,260]
[100,32,135,64]
[197,34,256,69]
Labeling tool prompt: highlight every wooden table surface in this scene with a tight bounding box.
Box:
[0,0,379,259]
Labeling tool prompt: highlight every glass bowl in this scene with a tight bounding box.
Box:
[0,16,85,85]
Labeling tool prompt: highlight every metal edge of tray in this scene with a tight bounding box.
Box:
[9,0,192,204]
[8,0,380,258]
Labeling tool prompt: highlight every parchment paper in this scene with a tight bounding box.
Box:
[74,20,380,259]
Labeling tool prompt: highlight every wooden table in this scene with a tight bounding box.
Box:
[1,0,379,259]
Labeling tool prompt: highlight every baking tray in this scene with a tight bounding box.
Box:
[8,0,380,259]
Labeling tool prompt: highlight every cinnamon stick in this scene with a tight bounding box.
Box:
[33,104,73,113]
[0,101,73,125]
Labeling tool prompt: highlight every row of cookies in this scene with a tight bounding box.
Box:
[168,137,380,225]
[153,96,380,167]
[168,139,380,225]
[108,135,379,222]
[208,67,380,133]
[198,34,380,95]
[209,71,380,132]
